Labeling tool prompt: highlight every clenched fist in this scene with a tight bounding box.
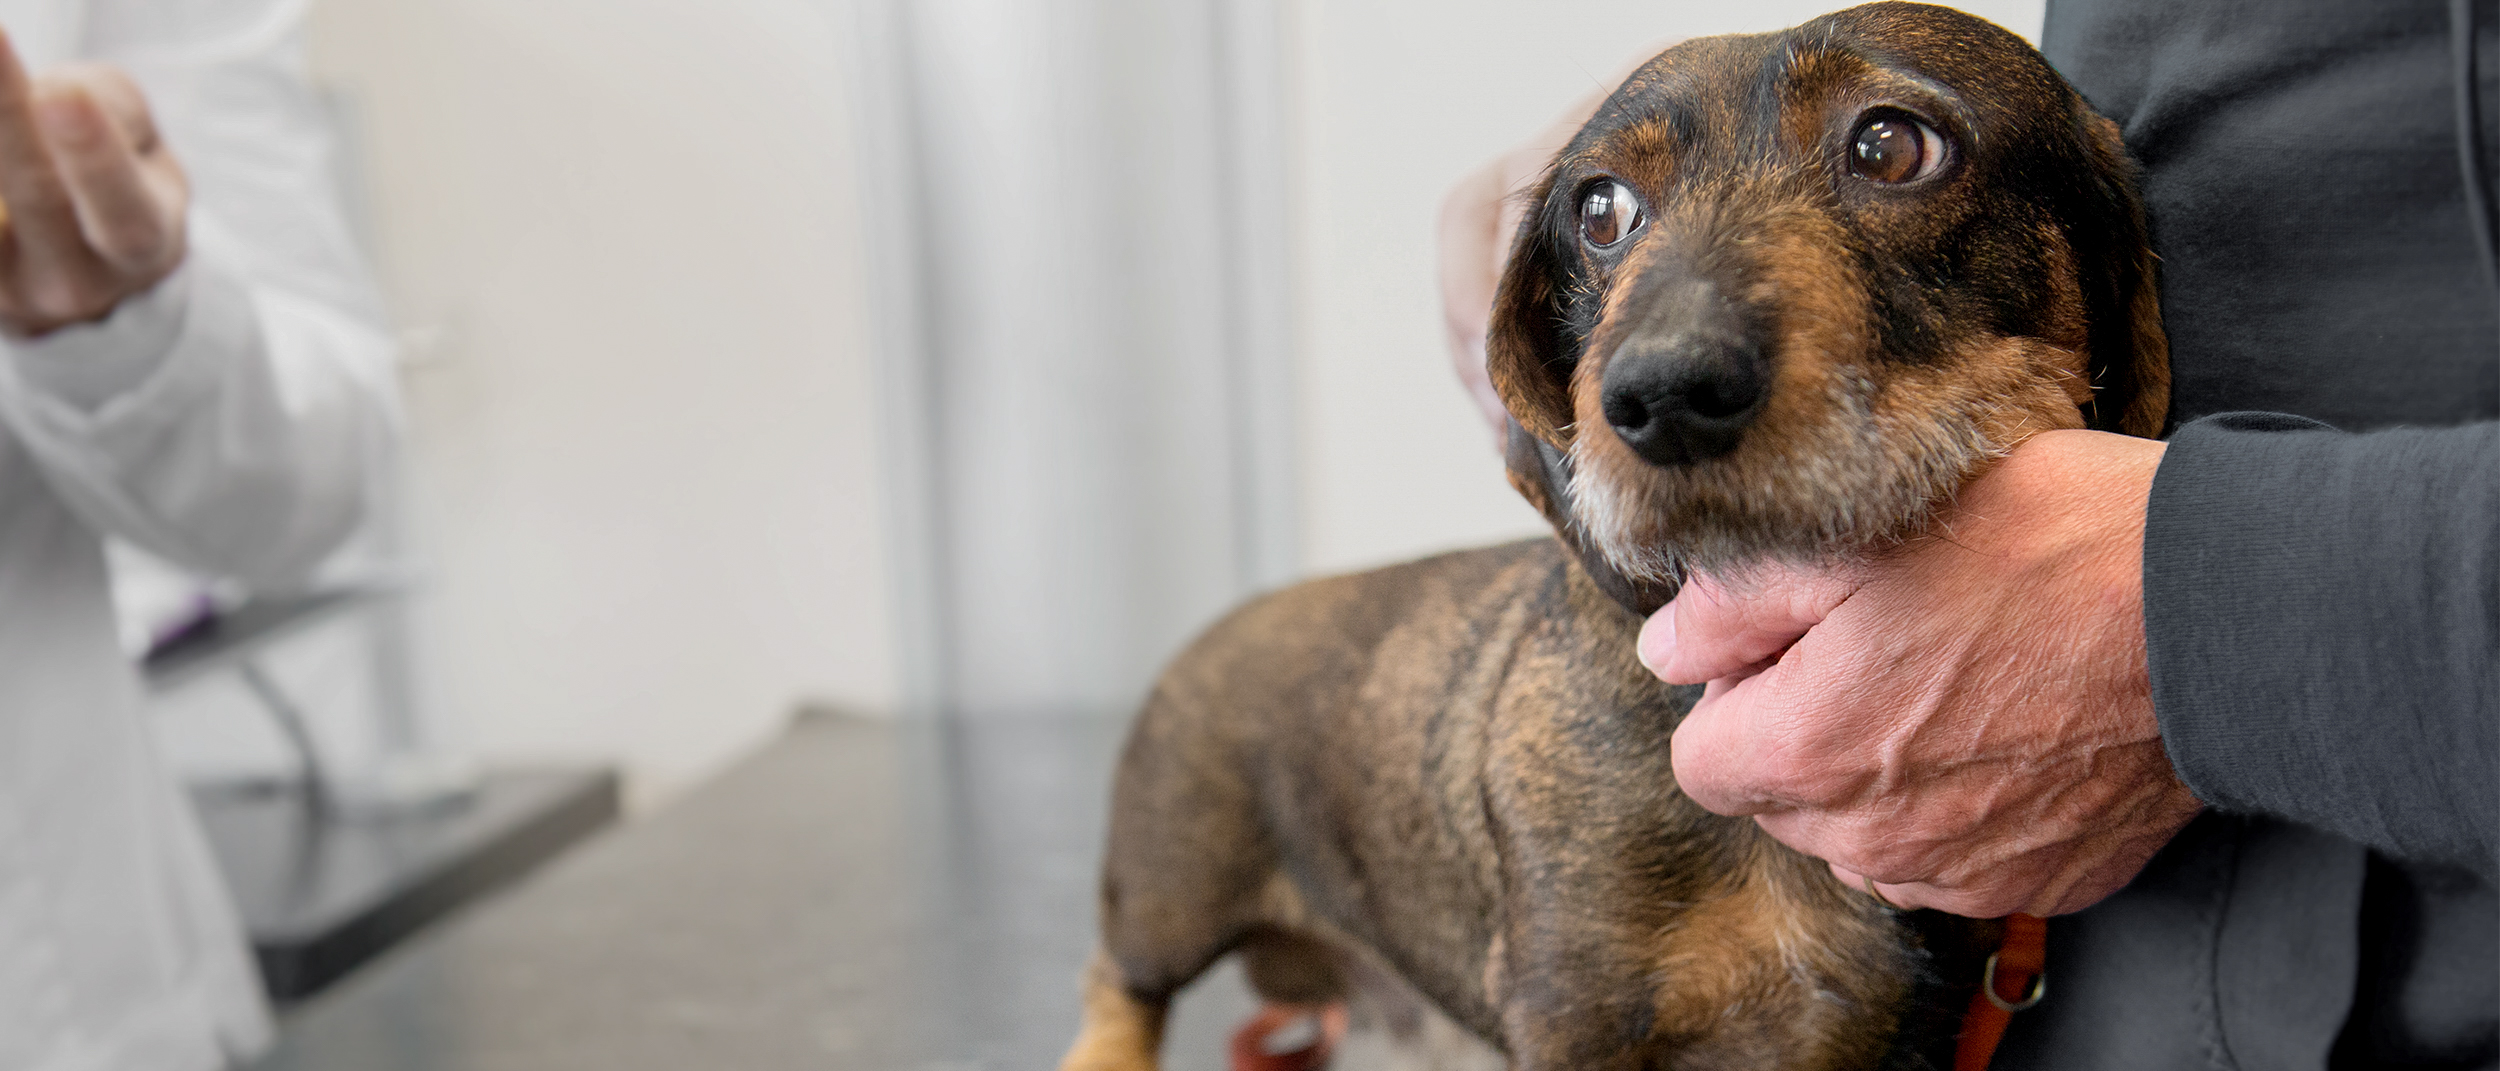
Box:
[0,29,186,337]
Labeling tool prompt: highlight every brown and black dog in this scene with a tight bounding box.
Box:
[1063,4,2168,1069]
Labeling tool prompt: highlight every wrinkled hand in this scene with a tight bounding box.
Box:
[1641,431,2204,918]
[0,29,187,337]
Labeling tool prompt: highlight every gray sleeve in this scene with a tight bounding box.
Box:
[2142,412,2498,879]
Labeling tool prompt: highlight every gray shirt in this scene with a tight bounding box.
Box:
[1998,2,2498,1068]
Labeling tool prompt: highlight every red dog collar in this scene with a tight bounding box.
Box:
[1954,912,2049,1071]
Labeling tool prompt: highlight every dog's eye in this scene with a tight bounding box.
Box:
[1850,116,1946,184]
[1579,180,1645,248]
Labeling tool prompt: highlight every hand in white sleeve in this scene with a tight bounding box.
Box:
[0,37,186,335]
[0,4,398,590]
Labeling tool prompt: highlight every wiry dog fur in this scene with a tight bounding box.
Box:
[1064,5,2168,1070]
[1492,7,2165,593]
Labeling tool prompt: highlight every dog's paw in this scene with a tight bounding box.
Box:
[1058,1030,1159,1071]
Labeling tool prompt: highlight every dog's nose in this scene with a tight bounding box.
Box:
[1601,329,1766,466]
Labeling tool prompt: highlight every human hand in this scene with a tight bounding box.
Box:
[1438,118,1574,444]
[0,30,187,337]
[1438,46,1679,446]
[1641,430,2204,918]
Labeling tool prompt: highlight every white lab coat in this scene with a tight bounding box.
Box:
[0,0,397,1067]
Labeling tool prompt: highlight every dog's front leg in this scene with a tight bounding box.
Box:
[1061,950,1168,1071]
[1487,943,1664,1071]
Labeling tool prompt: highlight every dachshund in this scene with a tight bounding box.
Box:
[1062,4,2168,1069]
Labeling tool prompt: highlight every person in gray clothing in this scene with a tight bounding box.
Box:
[1445,0,2493,1066]
[2002,2,2497,1066]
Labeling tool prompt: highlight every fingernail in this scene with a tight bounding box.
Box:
[1637,601,1677,673]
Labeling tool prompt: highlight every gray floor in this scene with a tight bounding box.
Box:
[251,713,1261,1071]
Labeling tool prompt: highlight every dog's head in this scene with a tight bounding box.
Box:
[1493,2,2166,606]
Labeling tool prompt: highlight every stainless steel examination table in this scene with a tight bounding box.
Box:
[247,713,1264,1071]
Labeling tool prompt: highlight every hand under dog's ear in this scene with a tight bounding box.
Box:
[1486,176,1580,447]
[2071,108,2171,438]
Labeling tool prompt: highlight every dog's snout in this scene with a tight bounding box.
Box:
[1602,286,1767,466]
[1602,347,1764,464]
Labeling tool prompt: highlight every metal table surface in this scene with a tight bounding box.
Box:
[249,712,1267,1071]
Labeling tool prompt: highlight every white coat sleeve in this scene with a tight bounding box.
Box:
[0,0,397,591]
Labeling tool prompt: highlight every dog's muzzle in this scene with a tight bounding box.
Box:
[1599,276,1768,466]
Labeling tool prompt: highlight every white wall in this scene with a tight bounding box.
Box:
[307,0,900,802]
[862,0,1298,722]
[1282,0,2047,575]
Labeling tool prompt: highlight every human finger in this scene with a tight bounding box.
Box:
[1639,567,1858,685]
[1877,878,2030,919]
[37,90,148,266]
[1754,795,1941,880]
[1832,830,2148,919]
[1665,664,1834,816]
[1841,875,2022,919]
[0,30,91,271]
[37,83,173,273]
[49,64,159,151]
[47,65,178,197]
[1826,863,1931,913]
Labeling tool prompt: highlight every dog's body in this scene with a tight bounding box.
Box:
[1064,5,2169,1069]
[1079,538,1996,1070]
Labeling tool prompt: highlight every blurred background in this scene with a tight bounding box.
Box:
[146,0,2040,805]
[116,0,2046,1064]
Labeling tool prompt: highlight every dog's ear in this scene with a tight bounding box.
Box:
[1503,416,1574,534]
[1487,177,1580,447]
[1505,418,1678,615]
[2071,108,2171,438]
[1491,177,1677,616]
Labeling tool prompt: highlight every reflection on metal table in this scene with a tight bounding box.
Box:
[146,589,620,1002]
